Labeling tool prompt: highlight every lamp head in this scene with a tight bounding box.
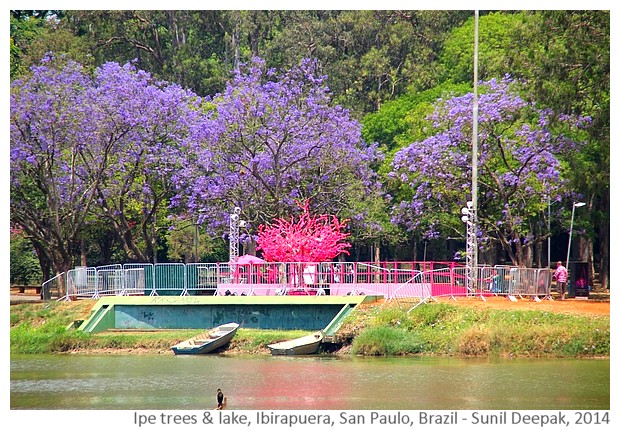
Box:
[574,202,585,208]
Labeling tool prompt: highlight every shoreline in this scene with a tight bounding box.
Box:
[10,296,610,358]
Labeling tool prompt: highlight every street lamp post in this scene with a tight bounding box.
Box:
[457,10,480,297]
[566,201,586,268]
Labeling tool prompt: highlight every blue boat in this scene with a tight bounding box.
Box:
[171,322,239,355]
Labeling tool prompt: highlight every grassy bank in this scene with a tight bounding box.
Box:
[342,302,610,358]
[10,300,610,358]
[9,301,313,355]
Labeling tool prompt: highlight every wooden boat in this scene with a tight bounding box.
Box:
[267,331,323,355]
[171,322,239,355]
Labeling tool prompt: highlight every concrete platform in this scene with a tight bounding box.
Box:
[79,294,379,333]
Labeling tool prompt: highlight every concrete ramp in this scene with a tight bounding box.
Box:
[79,304,114,333]
[322,303,356,342]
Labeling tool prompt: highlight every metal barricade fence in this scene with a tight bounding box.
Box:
[489,266,513,295]
[510,267,552,298]
[66,267,95,298]
[154,263,187,295]
[123,268,146,295]
[186,263,218,295]
[42,272,64,300]
[48,261,554,300]
[96,268,123,296]
[389,270,432,299]
[124,264,155,295]
[536,269,553,298]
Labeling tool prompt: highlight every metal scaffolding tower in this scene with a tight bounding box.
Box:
[461,201,477,294]
[229,207,241,263]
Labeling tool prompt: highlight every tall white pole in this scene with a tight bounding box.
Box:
[566,203,576,267]
[547,198,551,268]
[471,10,479,286]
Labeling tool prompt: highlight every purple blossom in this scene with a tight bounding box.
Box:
[172,57,383,237]
[390,77,589,265]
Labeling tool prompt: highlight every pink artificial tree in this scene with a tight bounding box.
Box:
[257,200,351,288]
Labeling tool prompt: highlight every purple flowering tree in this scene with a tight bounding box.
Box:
[88,62,201,262]
[11,55,199,291]
[11,56,106,287]
[173,57,382,248]
[390,77,590,266]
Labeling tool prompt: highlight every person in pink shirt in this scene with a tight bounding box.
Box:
[554,261,569,300]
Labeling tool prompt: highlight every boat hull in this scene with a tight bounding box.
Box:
[267,332,323,355]
[171,323,239,355]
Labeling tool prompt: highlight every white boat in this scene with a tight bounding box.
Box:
[171,323,239,355]
[267,331,323,355]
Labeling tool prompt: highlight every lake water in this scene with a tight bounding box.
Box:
[10,354,609,410]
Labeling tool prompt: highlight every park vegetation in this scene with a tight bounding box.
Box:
[10,11,609,290]
[10,300,609,358]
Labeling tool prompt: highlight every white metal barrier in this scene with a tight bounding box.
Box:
[50,261,553,301]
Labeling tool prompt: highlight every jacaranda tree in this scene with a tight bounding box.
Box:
[89,61,202,263]
[11,55,200,291]
[172,57,382,247]
[390,77,591,266]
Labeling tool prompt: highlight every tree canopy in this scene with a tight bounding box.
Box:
[171,57,382,241]
[9,10,610,287]
[390,77,591,266]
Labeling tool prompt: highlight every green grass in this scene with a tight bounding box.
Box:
[10,301,314,354]
[349,303,610,357]
[10,300,610,357]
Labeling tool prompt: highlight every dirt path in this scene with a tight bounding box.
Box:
[433,294,610,317]
[12,293,610,319]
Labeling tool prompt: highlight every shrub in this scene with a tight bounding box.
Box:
[351,326,424,356]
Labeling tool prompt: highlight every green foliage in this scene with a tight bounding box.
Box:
[165,219,229,263]
[440,11,532,84]
[351,303,609,357]
[10,320,92,354]
[9,10,609,278]
[361,82,471,151]
[10,232,42,285]
[351,326,424,356]
[10,14,93,80]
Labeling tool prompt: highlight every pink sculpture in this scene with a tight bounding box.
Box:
[257,200,351,263]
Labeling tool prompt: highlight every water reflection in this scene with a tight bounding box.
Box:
[11,354,609,410]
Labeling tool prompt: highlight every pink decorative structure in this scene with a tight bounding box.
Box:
[257,200,351,263]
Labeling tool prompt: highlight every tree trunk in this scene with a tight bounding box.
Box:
[80,239,87,267]
[598,213,609,290]
[243,238,257,256]
[374,240,380,264]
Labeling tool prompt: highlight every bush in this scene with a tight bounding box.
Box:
[10,233,42,285]
[351,326,424,356]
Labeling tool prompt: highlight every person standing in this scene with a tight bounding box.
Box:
[554,261,568,300]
